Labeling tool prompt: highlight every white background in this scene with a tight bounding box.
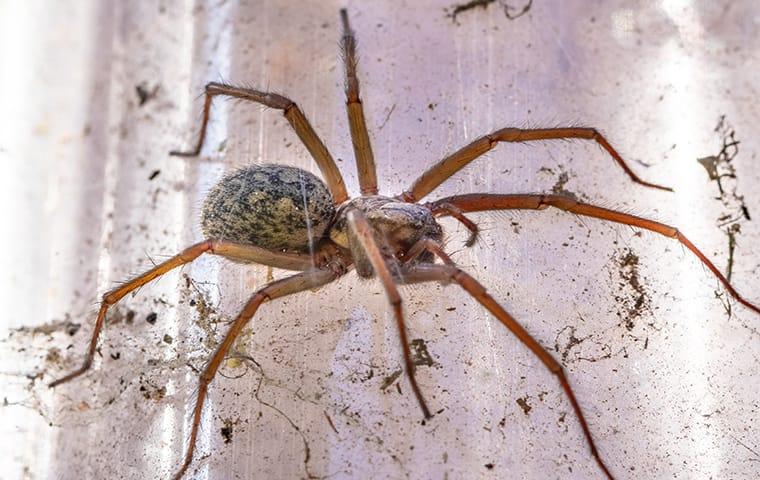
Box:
[2,1,759,479]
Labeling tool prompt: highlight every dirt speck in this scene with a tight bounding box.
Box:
[12,318,81,337]
[447,0,532,22]
[221,418,235,444]
[697,115,751,285]
[139,376,166,401]
[613,248,651,331]
[551,169,574,197]
[135,83,160,106]
[380,369,403,391]
[516,396,532,415]
[554,324,613,364]
[411,338,434,367]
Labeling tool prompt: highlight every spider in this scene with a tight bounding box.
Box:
[48,9,759,480]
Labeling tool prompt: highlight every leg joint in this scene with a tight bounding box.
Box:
[282,101,299,116]
[102,291,117,305]
[205,81,225,93]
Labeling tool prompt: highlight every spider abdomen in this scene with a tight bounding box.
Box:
[200,164,336,253]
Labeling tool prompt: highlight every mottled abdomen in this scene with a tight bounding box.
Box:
[200,164,335,252]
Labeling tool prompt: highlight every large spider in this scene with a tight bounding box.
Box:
[48,9,759,480]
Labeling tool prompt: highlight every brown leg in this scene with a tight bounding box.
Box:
[429,193,760,315]
[400,127,672,202]
[345,208,432,419]
[399,263,615,480]
[404,237,455,266]
[432,202,479,246]
[48,240,321,387]
[172,268,339,480]
[170,82,349,203]
[340,9,378,195]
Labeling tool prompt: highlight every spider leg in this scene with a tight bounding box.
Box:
[400,127,672,202]
[340,9,378,195]
[431,202,479,247]
[48,240,321,387]
[429,193,760,314]
[398,263,615,480]
[345,207,432,419]
[172,268,340,480]
[170,82,349,203]
[404,237,455,266]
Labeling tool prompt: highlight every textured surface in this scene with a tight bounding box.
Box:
[2,1,760,480]
[201,164,335,253]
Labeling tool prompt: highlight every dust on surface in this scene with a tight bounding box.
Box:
[380,369,403,392]
[181,274,227,353]
[378,339,436,393]
[446,0,532,22]
[696,115,751,286]
[410,338,435,367]
[538,165,582,200]
[553,324,613,365]
[138,374,167,401]
[220,417,239,444]
[11,317,82,338]
[515,396,532,415]
[613,248,652,332]
[135,82,160,106]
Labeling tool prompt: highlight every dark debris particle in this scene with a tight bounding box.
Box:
[516,396,532,415]
[135,83,159,106]
[148,169,161,180]
[448,0,532,22]
[139,381,167,401]
[411,338,434,367]
[110,352,121,360]
[65,322,81,336]
[485,462,495,470]
[381,369,403,391]
[615,248,650,330]
[146,312,158,325]
[449,0,498,21]
[221,422,233,444]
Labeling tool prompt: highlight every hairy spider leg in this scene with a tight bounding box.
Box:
[400,127,673,203]
[340,9,378,196]
[429,193,760,314]
[170,82,349,204]
[48,240,319,387]
[429,202,480,247]
[172,268,341,480]
[399,263,615,480]
[404,237,456,266]
[345,208,432,418]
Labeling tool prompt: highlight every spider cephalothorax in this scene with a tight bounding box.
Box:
[330,196,444,277]
[49,8,759,480]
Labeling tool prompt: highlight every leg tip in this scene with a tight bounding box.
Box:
[169,150,195,157]
[48,376,67,388]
